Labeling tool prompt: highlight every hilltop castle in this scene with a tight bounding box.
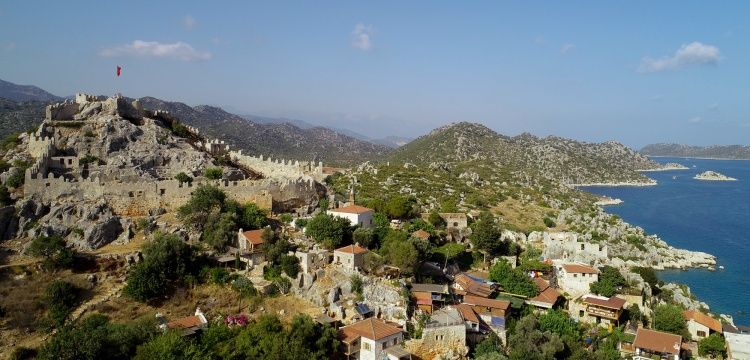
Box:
[24,93,326,216]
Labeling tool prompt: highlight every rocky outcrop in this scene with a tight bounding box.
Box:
[0,206,18,240]
[694,171,737,181]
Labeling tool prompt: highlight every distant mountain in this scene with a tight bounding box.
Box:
[388,122,660,185]
[641,143,750,160]
[138,97,393,166]
[0,98,46,139]
[240,114,318,130]
[0,79,62,102]
[370,135,412,148]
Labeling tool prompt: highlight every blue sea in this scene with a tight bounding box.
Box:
[581,157,750,325]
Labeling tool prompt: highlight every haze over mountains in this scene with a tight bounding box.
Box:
[641,143,750,160]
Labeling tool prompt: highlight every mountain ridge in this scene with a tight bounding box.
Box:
[641,143,750,160]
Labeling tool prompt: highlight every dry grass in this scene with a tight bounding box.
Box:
[492,198,565,232]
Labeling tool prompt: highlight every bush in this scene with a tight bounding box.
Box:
[1,132,21,150]
[174,172,192,184]
[123,233,198,302]
[232,277,258,298]
[10,347,36,360]
[204,167,223,180]
[279,255,300,278]
[351,274,364,296]
[698,332,726,358]
[27,235,75,271]
[305,213,352,249]
[203,267,231,284]
[242,202,268,230]
[543,217,556,228]
[78,155,99,166]
[5,169,25,188]
[41,280,80,329]
[489,259,539,297]
[279,213,293,224]
[588,266,626,297]
[653,304,688,337]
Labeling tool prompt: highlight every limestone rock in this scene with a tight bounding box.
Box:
[0,206,18,240]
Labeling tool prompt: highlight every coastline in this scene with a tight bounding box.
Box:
[648,155,750,161]
[571,181,657,187]
[638,166,689,172]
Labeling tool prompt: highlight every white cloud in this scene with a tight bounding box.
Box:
[351,23,374,51]
[99,40,212,61]
[183,15,197,30]
[638,42,721,73]
[688,116,702,123]
[560,43,575,54]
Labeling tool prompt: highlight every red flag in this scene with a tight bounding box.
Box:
[116,65,122,77]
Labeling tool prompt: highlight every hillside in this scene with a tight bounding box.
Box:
[0,98,46,139]
[0,79,62,102]
[388,122,661,185]
[641,143,750,160]
[138,97,393,166]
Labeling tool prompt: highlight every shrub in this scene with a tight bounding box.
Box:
[1,132,21,150]
[0,184,11,206]
[543,217,556,228]
[279,213,293,224]
[204,167,223,180]
[123,233,198,302]
[41,280,80,329]
[698,333,726,358]
[78,155,99,166]
[653,304,688,337]
[489,259,539,297]
[5,169,25,188]
[305,213,351,249]
[27,235,75,271]
[232,277,258,298]
[174,172,192,184]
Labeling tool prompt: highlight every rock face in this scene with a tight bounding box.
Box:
[694,171,737,181]
[0,206,18,240]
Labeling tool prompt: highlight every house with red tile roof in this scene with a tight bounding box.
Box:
[684,309,722,340]
[237,228,267,269]
[526,277,562,310]
[570,294,626,327]
[462,295,511,343]
[328,205,374,228]
[556,262,599,297]
[452,273,495,298]
[339,318,411,360]
[632,328,682,360]
[334,243,369,270]
[158,308,208,336]
[411,229,431,241]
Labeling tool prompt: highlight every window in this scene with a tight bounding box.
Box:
[579,310,584,317]
[573,274,578,278]
[580,244,585,250]
[697,330,706,338]
[128,191,134,197]
[362,342,371,351]
[160,189,166,195]
[59,159,64,165]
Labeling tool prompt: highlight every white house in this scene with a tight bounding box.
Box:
[339,318,411,360]
[683,310,722,340]
[556,263,599,297]
[725,332,750,360]
[327,205,374,228]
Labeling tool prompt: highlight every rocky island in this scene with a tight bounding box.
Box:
[640,162,689,171]
[694,170,738,181]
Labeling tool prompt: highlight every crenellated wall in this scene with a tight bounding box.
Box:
[230,150,325,181]
[45,101,80,121]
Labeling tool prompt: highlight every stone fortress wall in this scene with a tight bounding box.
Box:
[25,93,325,216]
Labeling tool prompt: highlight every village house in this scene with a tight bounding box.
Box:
[632,328,682,360]
[328,205,375,228]
[570,295,626,327]
[158,308,208,337]
[421,306,467,348]
[294,247,330,274]
[462,295,510,342]
[411,283,450,314]
[683,309,722,340]
[455,304,485,342]
[334,243,369,270]
[526,277,562,311]
[452,273,495,299]
[339,318,411,360]
[237,228,266,269]
[556,263,599,297]
[725,332,750,360]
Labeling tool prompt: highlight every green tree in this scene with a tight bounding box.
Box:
[589,266,626,297]
[507,315,564,360]
[436,243,465,270]
[385,195,417,219]
[382,236,419,275]
[489,259,539,297]
[41,280,80,329]
[538,309,581,342]
[204,167,223,180]
[174,172,192,185]
[202,210,237,251]
[626,303,644,326]
[305,213,351,249]
[123,233,198,302]
[177,185,227,229]
[242,202,268,230]
[352,227,375,248]
[279,255,300,278]
[632,267,659,289]
[440,199,459,213]
[279,213,293,224]
[427,210,446,229]
[27,235,75,271]
[134,331,196,360]
[474,332,504,358]
[698,333,726,358]
[470,212,508,258]
[653,304,688,337]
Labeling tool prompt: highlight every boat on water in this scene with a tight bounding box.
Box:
[719,265,725,270]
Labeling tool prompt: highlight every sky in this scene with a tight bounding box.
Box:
[1,1,749,147]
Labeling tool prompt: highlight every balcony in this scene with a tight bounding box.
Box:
[586,306,620,320]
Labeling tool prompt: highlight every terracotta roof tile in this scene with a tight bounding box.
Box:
[411,229,431,241]
[411,283,449,294]
[633,328,682,355]
[329,205,373,214]
[413,291,433,305]
[562,263,599,274]
[463,295,510,311]
[454,273,494,298]
[241,229,264,245]
[339,318,402,342]
[167,315,204,330]
[335,244,369,255]
[583,295,626,310]
[684,310,723,333]
[455,304,480,323]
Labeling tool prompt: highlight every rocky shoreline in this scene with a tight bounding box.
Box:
[571,179,657,187]
[593,197,623,206]
[638,162,689,171]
